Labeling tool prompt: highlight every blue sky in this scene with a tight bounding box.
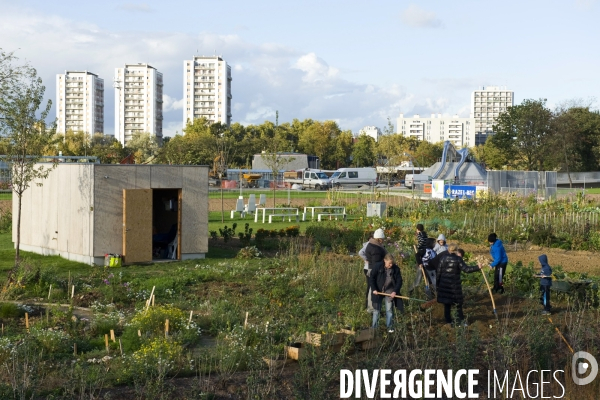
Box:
[1,0,599,136]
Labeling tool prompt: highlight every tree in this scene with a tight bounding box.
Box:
[261,112,294,207]
[125,132,159,164]
[491,99,552,171]
[0,66,56,266]
[0,49,34,100]
[351,135,375,167]
[550,103,600,184]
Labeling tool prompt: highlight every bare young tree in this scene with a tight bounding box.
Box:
[0,57,56,267]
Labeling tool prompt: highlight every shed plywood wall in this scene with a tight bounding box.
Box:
[182,167,209,254]
[13,164,93,256]
[93,165,209,257]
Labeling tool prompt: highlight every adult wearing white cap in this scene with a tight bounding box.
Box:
[364,228,387,311]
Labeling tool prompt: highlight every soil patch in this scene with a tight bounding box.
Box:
[459,242,600,276]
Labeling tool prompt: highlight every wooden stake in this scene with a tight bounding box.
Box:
[146,286,156,310]
[151,294,155,307]
[138,329,141,337]
[480,267,497,315]
[25,313,29,331]
[165,319,169,337]
[188,310,193,326]
[105,334,109,353]
[73,343,77,356]
[71,285,75,299]
[110,329,115,342]
[244,311,248,329]
[48,285,52,300]
[119,339,123,356]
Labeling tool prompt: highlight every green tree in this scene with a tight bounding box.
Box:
[491,99,552,171]
[0,65,56,266]
[351,135,375,167]
[551,104,600,183]
[125,132,159,164]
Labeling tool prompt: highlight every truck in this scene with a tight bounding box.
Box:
[405,174,431,189]
[283,169,331,190]
[329,167,377,188]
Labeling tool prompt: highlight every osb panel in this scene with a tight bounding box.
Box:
[181,167,209,253]
[123,189,152,264]
[150,165,182,189]
[93,166,134,256]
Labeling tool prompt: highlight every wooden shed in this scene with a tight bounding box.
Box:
[13,164,209,265]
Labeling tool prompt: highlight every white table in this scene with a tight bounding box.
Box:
[303,206,346,221]
[255,207,300,223]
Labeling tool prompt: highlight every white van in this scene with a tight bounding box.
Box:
[330,168,377,188]
[405,174,431,189]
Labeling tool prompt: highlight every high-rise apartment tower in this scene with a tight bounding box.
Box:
[56,71,104,135]
[114,63,163,146]
[471,86,514,145]
[183,56,232,128]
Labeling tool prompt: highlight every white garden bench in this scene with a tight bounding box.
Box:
[317,213,347,222]
[268,214,300,223]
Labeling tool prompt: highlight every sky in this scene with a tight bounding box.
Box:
[1,0,599,137]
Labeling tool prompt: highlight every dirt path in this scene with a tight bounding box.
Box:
[459,242,600,276]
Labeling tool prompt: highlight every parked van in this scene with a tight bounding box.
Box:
[405,174,431,189]
[330,168,377,188]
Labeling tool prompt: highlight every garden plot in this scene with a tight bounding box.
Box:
[0,192,600,398]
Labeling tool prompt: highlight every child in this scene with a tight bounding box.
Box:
[536,254,553,315]
[421,238,438,288]
[433,234,448,254]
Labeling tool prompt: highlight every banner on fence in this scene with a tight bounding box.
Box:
[432,180,445,199]
[445,185,477,199]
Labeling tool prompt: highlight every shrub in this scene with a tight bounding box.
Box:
[126,305,201,347]
[237,246,262,259]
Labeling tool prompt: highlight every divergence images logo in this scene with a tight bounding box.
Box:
[572,351,598,386]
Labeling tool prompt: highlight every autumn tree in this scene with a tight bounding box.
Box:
[0,61,56,266]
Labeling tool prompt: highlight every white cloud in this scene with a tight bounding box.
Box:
[293,53,339,84]
[163,94,183,112]
[400,5,443,29]
[0,7,468,136]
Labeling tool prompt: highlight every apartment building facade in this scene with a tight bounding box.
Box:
[56,71,104,135]
[397,113,476,148]
[183,56,232,128]
[359,126,382,142]
[471,86,514,145]
[114,63,163,146]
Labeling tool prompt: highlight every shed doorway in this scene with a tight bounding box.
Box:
[152,189,181,260]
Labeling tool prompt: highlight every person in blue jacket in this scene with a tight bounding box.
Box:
[536,254,553,315]
[487,233,508,294]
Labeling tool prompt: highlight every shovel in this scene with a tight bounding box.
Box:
[413,245,433,300]
[479,265,497,315]
[377,292,427,303]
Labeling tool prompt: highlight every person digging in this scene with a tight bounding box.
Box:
[369,253,403,333]
[436,246,481,327]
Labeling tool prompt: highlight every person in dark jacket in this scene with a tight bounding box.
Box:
[436,246,481,326]
[358,232,375,313]
[536,254,553,315]
[488,233,508,294]
[369,253,403,331]
[365,228,387,270]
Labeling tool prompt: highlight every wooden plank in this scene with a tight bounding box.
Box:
[123,189,152,264]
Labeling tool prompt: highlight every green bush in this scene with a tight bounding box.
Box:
[0,303,25,319]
